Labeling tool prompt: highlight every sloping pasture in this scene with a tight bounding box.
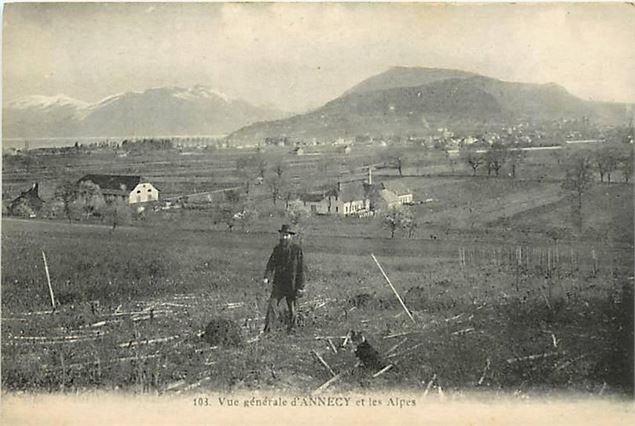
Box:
[2,218,632,395]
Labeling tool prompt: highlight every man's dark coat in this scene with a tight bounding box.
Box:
[264,242,304,299]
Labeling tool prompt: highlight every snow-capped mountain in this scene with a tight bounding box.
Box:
[3,86,288,138]
[7,94,89,111]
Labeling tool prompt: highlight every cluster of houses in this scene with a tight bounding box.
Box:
[7,167,413,220]
[292,145,352,156]
[7,174,160,217]
[76,174,160,205]
[299,168,413,217]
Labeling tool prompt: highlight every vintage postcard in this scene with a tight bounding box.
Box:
[1,2,634,425]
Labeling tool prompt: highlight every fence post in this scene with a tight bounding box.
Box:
[42,250,56,311]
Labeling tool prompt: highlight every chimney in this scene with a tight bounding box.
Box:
[337,181,342,192]
[367,167,372,185]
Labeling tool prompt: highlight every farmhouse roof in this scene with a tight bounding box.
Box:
[78,174,143,192]
[378,189,400,206]
[381,180,411,196]
[9,183,44,214]
[301,192,327,203]
[335,182,367,202]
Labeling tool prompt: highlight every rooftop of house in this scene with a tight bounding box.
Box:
[300,192,327,203]
[10,183,44,210]
[333,181,367,202]
[378,189,401,206]
[381,180,411,196]
[77,174,143,192]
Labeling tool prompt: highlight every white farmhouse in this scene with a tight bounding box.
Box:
[300,181,370,216]
[77,174,159,205]
[380,181,413,205]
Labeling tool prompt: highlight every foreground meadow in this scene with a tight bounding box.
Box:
[2,218,632,396]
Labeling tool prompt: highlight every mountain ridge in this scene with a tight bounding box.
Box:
[228,68,632,142]
[3,86,288,139]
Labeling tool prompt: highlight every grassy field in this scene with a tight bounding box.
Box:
[2,144,633,396]
[2,218,632,395]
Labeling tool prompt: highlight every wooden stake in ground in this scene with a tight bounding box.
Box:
[312,350,336,377]
[371,254,416,324]
[42,250,56,310]
[372,364,393,378]
[327,338,338,354]
[313,371,343,395]
[423,373,437,396]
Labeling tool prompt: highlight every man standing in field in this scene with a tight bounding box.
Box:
[262,224,305,333]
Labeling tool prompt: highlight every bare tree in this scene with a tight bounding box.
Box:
[619,150,634,183]
[236,156,260,194]
[395,155,404,177]
[484,142,508,177]
[76,181,105,219]
[460,148,484,176]
[256,154,268,179]
[272,160,285,179]
[403,215,418,238]
[507,149,526,178]
[443,149,457,174]
[383,205,413,238]
[561,153,594,229]
[266,175,287,205]
[216,191,244,232]
[551,149,563,167]
[103,198,132,231]
[595,147,619,183]
[54,180,79,223]
[379,147,407,177]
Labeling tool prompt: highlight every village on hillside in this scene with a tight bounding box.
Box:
[3,118,633,231]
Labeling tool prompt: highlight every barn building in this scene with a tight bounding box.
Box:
[77,174,159,205]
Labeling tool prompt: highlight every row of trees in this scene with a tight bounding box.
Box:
[383,205,416,239]
[559,150,633,230]
[381,145,633,238]
[458,143,633,182]
[235,154,300,206]
[120,138,174,152]
[593,147,633,183]
[459,143,527,178]
[38,180,133,230]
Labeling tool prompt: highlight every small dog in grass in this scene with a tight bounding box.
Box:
[349,330,386,371]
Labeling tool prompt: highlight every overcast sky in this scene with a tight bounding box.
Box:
[4,2,635,112]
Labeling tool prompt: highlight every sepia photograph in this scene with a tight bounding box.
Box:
[1,2,634,424]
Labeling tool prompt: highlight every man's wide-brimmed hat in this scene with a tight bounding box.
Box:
[278,224,296,235]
